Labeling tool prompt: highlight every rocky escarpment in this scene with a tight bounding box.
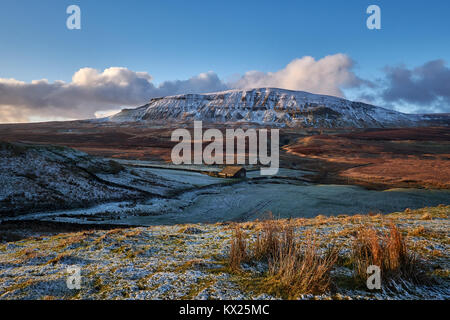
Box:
[109,88,425,128]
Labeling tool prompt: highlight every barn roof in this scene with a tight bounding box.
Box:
[219,166,245,175]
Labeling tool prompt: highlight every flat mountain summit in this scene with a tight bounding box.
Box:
[108,88,444,128]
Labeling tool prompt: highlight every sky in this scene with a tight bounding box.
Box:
[0,0,449,122]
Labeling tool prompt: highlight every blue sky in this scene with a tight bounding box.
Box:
[0,0,449,122]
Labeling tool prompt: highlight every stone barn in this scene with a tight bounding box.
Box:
[218,166,246,178]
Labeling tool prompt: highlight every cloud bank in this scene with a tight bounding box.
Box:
[0,68,228,123]
[1,54,447,123]
[382,60,450,113]
[231,54,366,97]
[0,54,366,123]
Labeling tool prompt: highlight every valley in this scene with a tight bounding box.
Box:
[0,88,448,301]
[0,123,449,238]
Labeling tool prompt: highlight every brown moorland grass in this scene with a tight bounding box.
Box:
[253,219,295,261]
[266,234,340,297]
[229,226,247,272]
[228,220,340,297]
[285,127,450,189]
[352,224,429,287]
[229,217,435,297]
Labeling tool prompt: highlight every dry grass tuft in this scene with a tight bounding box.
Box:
[55,233,86,250]
[408,225,426,237]
[15,247,45,263]
[252,220,294,261]
[123,229,142,238]
[267,234,339,297]
[352,224,428,287]
[46,252,71,265]
[229,226,248,272]
[431,250,443,257]
[228,220,339,297]
[421,213,432,220]
[95,228,124,243]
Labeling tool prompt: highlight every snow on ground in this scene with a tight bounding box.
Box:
[3,153,449,226]
[0,142,227,217]
[0,142,142,216]
[0,206,448,300]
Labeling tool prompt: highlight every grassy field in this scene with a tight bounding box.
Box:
[0,205,448,300]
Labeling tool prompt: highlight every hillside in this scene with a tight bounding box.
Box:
[284,127,450,189]
[0,142,143,216]
[0,142,218,216]
[109,88,428,128]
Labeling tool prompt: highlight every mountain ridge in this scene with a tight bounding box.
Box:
[108,88,440,128]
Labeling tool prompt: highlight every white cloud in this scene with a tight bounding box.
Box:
[230,54,365,97]
[0,54,367,123]
[0,67,226,123]
[0,105,31,123]
[158,71,228,97]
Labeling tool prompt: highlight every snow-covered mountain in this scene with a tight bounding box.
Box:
[109,88,426,128]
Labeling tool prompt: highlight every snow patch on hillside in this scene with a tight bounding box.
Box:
[110,88,421,128]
